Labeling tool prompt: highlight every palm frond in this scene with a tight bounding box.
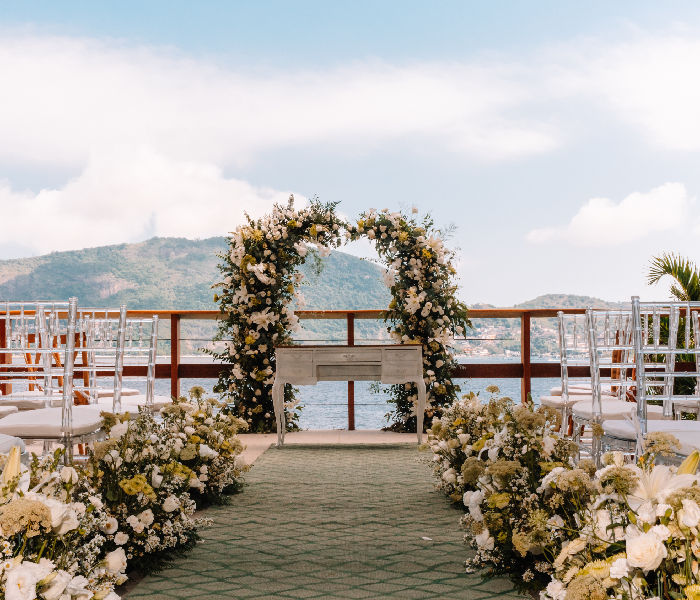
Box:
[647,253,700,301]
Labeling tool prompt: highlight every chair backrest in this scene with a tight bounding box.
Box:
[557,312,591,400]
[74,308,159,413]
[632,297,700,426]
[0,300,75,408]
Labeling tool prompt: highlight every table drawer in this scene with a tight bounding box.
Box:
[277,364,314,378]
[276,351,313,364]
[382,364,420,378]
[320,350,382,364]
[384,349,420,362]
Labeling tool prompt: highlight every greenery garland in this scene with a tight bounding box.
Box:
[212,200,468,432]
[346,208,470,429]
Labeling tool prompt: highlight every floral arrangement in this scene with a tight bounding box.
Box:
[84,409,213,575]
[428,387,578,595]
[0,447,127,600]
[346,208,469,428]
[211,195,344,432]
[159,386,250,506]
[540,435,700,600]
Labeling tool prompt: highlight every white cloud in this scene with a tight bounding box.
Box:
[0,34,560,169]
[526,182,694,246]
[0,146,299,255]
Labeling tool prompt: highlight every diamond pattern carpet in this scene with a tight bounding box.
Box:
[127,444,520,599]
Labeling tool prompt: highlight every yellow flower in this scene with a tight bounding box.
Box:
[251,298,261,306]
[422,249,432,260]
[309,224,318,237]
[487,493,510,509]
[189,435,202,444]
[357,220,365,229]
[287,220,298,228]
[686,584,700,600]
[287,284,295,294]
[244,336,255,345]
[398,231,408,242]
[252,230,264,241]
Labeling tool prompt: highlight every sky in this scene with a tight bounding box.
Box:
[2,1,700,305]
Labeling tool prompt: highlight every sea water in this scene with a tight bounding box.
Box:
[142,358,559,430]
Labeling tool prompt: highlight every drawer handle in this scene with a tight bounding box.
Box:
[342,353,356,360]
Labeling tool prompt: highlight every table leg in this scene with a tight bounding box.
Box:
[416,378,426,443]
[272,380,283,447]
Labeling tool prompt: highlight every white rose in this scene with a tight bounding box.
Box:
[100,517,119,535]
[200,465,208,474]
[114,532,129,545]
[65,575,90,596]
[544,579,567,600]
[611,451,625,466]
[682,499,700,528]
[468,491,484,522]
[40,569,72,600]
[40,497,70,530]
[138,509,154,526]
[54,509,79,536]
[626,531,667,571]
[109,422,129,439]
[457,434,470,445]
[59,467,78,485]
[162,495,181,513]
[103,548,127,574]
[442,468,457,485]
[151,466,163,489]
[475,528,495,550]
[5,565,37,600]
[463,491,473,507]
[184,426,196,436]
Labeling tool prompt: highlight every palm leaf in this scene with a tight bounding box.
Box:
[647,253,700,301]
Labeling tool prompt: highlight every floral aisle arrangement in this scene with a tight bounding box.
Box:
[0,447,127,600]
[428,388,580,595]
[159,386,250,506]
[211,195,344,432]
[540,436,700,600]
[85,410,214,575]
[346,208,469,429]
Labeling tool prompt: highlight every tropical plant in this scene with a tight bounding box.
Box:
[647,252,700,301]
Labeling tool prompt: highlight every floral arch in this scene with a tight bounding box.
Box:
[211,196,470,433]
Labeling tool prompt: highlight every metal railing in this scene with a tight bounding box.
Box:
[1,307,603,428]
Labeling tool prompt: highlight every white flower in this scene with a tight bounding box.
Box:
[5,565,38,600]
[442,468,456,484]
[199,444,219,459]
[405,292,421,314]
[681,499,700,527]
[114,532,129,545]
[609,557,629,580]
[651,524,671,539]
[59,467,78,484]
[293,241,307,257]
[457,434,470,445]
[163,495,181,513]
[475,528,495,550]
[627,464,699,510]
[109,422,129,439]
[626,531,667,572]
[636,501,656,524]
[103,548,127,574]
[138,509,154,526]
[463,491,473,507]
[184,426,196,435]
[542,437,556,457]
[544,579,567,600]
[88,495,103,510]
[412,206,418,214]
[65,575,90,596]
[234,455,246,470]
[468,491,484,522]
[40,570,72,600]
[100,517,119,534]
[656,503,673,518]
[382,271,395,288]
[53,509,79,536]
[537,467,566,494]
[487,446,500,462]
[319,246,331,258]
[151,466,163,489]
[547,515,565,529]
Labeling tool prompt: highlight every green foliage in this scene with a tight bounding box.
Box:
[647,252,700,301]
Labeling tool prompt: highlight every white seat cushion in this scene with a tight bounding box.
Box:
[96,388,141,398]
[540,395,579,408]
[83,395,174,413]
[0,407,18,419]
[573,400,666,421]
[0,434,25,454]
[0,407,103,438]
[0,396,63,410]
[550,386,615,397]
[603,420,700,456]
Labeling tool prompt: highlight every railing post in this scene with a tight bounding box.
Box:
[171,313,180,399]
[347,312,355,430]
[521,311,531,403]
[0,317,8,396]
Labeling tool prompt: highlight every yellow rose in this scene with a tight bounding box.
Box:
[245,336,255,345]
[287,220,298,228]
[398,232,409,242]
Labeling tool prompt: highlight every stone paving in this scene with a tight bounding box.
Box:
[127,444,520,599]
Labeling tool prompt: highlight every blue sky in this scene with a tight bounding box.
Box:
[2,1,700,305]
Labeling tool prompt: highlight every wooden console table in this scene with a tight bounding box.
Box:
[272,344,426,446]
